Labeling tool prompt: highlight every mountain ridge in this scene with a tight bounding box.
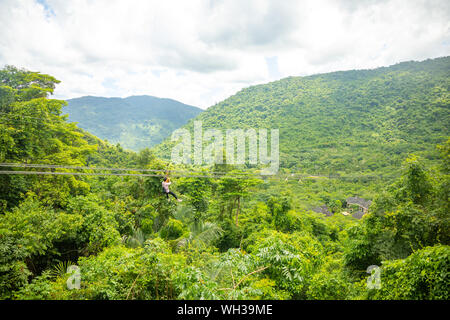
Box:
[154,56,450,175]
[63,94,202,151]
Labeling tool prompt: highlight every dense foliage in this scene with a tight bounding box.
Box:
[0,61,448,300]
[155,57,450,177]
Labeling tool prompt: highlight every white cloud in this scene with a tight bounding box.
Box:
[0,0,449,109]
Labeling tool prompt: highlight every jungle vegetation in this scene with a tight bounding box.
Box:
[64,95,202,151]
[0,60,448,300]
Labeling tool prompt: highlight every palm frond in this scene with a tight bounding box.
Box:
[49,260,75,278]
[123,226,147,248]
[177,221,223,249]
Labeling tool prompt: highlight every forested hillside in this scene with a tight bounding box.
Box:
[155,57,450,176]
[0,64,448,301]
[64,95,202,151]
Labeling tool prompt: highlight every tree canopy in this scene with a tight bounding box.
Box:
[0,62,448,300]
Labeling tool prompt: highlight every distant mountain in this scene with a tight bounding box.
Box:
[63,95,202,151]
[155,56,450,175]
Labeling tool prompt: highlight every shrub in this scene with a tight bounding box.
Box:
[368,245,449,300]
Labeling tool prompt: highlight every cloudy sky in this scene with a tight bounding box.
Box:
[0,0,449,109]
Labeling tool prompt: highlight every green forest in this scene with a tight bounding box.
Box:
[0,59,449,300]
[64,95,202,151]
[156,57,449,176]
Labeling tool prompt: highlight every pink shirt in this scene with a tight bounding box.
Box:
[162,181,171,192]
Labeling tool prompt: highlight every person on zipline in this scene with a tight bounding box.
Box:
[162,177,182,202]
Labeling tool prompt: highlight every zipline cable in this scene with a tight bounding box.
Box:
[0,163,397,180]
[0,162,253,176]
[0,170,263,180]
[0,163,265,180]
[0,162,261,176]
